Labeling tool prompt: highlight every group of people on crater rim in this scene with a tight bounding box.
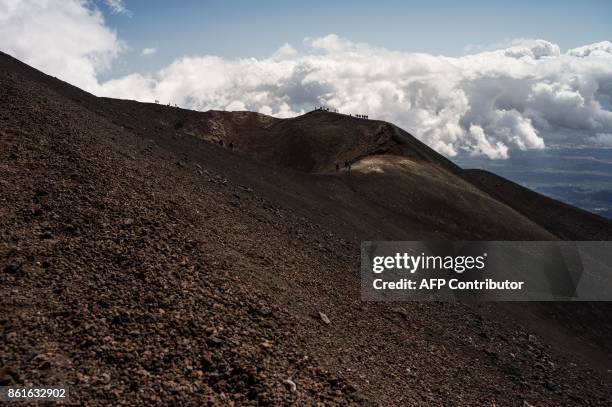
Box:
[154,99,180,108]
[313,106,369,119]
[314,106,338,113]
[335,160,353,174]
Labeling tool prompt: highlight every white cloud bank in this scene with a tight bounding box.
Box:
[141,47,156,56]
[0,0,123,91]
[2,1,612,159]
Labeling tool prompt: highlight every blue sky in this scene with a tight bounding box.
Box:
[103,0,612,78]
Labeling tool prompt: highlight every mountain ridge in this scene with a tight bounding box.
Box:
[3,50,609,241]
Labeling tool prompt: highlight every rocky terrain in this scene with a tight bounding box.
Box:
[1,51,611,405]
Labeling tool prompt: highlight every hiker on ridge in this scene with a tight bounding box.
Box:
[344,160,352,174]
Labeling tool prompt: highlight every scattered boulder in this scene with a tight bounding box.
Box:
[4,256,25,274]
[282,379,297,392]
[318,312,331,325]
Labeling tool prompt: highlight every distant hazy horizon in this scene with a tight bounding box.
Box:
[455,147,612,219]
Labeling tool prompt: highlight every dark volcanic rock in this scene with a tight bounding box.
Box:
[1,50,611,405]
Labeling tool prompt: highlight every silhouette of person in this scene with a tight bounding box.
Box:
[344,160,352,175]
[219,139,224,147]
[335,163,340,171]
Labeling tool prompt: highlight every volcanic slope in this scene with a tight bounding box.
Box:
[465,169,612,241]
[1,52,611,405]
